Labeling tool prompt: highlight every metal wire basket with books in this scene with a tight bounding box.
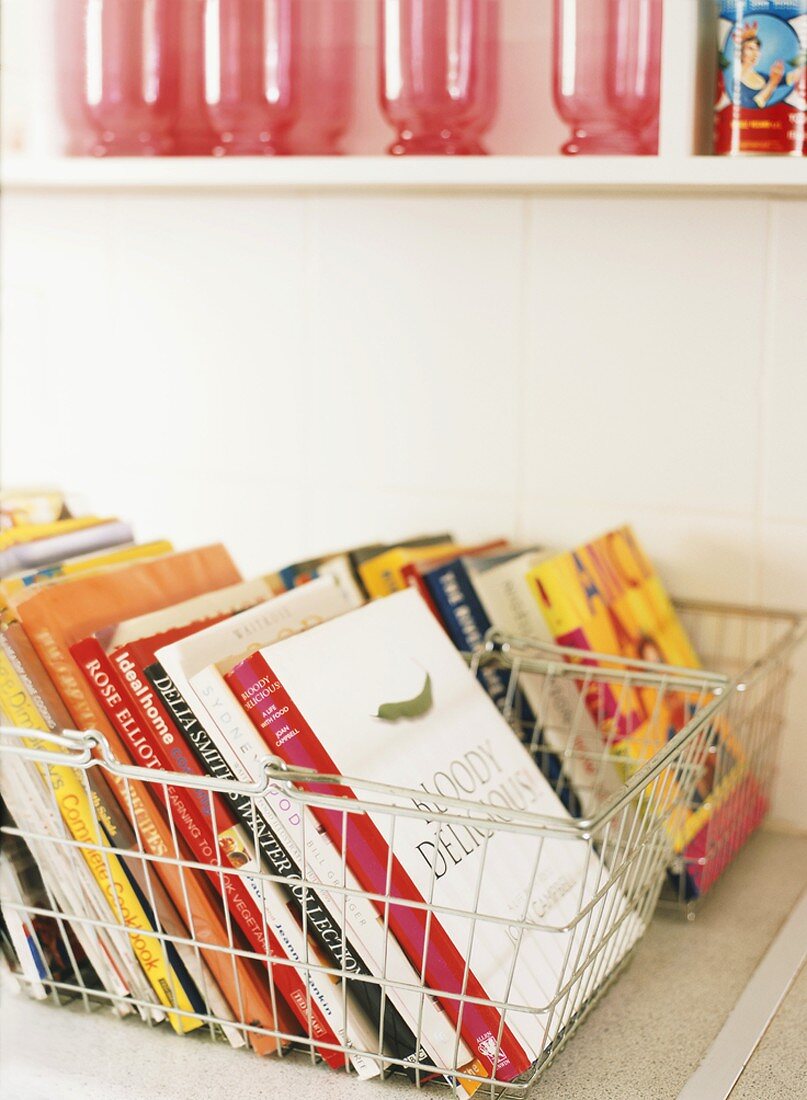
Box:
[671,599,805,911]
[494,598,807,920]
[1,627,724,1099]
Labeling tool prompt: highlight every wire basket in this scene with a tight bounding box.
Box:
[0,646,724,1098]
[489,599,807,919]
[670,599,806,912]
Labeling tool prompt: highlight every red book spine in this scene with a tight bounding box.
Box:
[226,651,530,1083]
[400,562,444,624]
[71,636,345,1068]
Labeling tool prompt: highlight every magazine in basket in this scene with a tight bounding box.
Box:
[525,526,766,897]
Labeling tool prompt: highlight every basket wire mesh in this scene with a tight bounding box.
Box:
[670,600,805,912]
[489,600,806,918]
[0,639,748,1095]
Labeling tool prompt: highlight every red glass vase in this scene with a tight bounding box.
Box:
[552,0,663,155]
[57,0,179,156]
[174,0,219,155]
[288,0,356,155]
[203,0,299,156]
[379,0,500,156]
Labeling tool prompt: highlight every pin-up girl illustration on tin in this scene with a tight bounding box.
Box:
[728,20,806,109]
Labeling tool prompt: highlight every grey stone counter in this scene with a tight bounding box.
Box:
[730,964,807,1100]
[1,828,805,1100]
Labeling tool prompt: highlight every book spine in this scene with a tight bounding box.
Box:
[462,566,587,816]
[423,559,571,809]
[424,561,515,711]
[0,627,218,1017]
[4,539,173,595]
[145,661,440,1082]
[0,515,104,553]
[121,653,380,1079]
[225,651,530,1083]
[402,544,509,630]
[424,560,582,812]
[0,852,49,999]
[359,551,406,598]
[77,638,350,1071]
[0,739,137,1006]
[189,662,491,1093]
[400,563,444,623]
[18,629,292,1056]
[0,621,76,730]
[70,639,298,1045]
[79,763,249,1046]
[10,520,134,574]
[6,778,135,1009]
[0,641,203,1034]
[0,545,24,575]
[0,639,154,1016]
[315,557,366,611]
[14,610,294,1052]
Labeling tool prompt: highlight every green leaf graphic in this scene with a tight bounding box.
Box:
[374,673,433,722]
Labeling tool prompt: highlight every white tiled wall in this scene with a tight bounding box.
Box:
[1,189,806,826]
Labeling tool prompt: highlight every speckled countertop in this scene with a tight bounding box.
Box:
[1,828,805,1100]
[731,964,807,1100]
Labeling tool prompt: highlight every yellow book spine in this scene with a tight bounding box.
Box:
[0,540,174,597]
[0,515,106,552]
[525,556,579,639]
[359,542,457,599]
[0,648,202,1033]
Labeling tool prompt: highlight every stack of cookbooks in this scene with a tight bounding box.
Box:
[0,490,743,1086]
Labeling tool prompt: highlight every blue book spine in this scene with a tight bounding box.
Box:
[424,559,513,710]
[423,560,579,815]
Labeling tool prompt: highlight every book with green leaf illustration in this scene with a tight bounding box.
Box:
[162,577,487,1097]
[225,589,643,1074]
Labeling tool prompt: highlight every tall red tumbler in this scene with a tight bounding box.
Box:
[553,0,663,155]
[202,0,299,155]
[173,0,219,154]
[57,0,179,156]
[289,0,356,155]
[379,0,500,156]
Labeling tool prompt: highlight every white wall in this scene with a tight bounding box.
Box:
[1,188,806,827]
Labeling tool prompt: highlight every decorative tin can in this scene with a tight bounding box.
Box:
[714,1,807,155]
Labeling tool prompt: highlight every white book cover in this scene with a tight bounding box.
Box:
[315,554,365,610]
[100,577,272,651]
[242,589,642,1061]
[159,579,482,1090]
[155,576,351,688]
[466,551,623,819]
[191,666,483,1093]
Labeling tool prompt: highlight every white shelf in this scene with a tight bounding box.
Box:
[2,155,806,196]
